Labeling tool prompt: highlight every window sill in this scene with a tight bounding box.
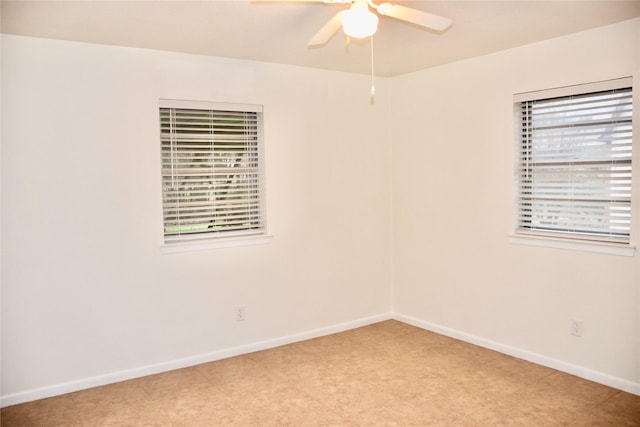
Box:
[508,234,635,257]
[161,234,273,254]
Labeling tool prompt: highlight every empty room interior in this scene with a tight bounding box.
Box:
[1,0,640,425]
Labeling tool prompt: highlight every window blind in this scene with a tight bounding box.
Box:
[515,79,633,243]
[159,101,264,242]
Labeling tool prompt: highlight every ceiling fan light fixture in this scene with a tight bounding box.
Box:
[339,8,378,39]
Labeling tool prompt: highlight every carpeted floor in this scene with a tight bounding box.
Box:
[2,320,639,426]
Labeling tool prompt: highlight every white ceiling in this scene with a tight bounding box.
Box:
[2,0,639,76]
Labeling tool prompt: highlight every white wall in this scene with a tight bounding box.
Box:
[391,18,640,390]
[1,35,392,401]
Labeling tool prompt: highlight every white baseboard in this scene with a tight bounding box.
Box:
[0,312,394,408]
[392,313,640,396]
[4,311,638,407]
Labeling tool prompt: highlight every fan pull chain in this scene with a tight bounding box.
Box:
[370,35,376,103]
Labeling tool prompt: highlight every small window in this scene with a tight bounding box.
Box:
[514,78,633,244]
[159,100,265,244]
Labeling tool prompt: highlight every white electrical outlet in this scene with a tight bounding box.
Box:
[235,306,246,322]
[570,319,583,337]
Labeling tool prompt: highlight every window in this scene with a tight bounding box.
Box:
[514,78,633,244]
[159,100,265,245]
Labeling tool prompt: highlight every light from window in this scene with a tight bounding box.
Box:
[159,100,265,243]
[515,78,633,243]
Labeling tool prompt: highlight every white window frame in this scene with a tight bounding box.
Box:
[511,78,634,256]
[158,99,271,253]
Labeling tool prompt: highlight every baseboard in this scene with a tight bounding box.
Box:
[0,312,394,408]
[5,311,637,407]
[393,313,640,396]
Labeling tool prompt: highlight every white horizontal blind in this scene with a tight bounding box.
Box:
[516,79,633,243]
[160,102,264,242]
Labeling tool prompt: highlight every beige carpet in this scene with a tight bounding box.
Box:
[2,320,639,426]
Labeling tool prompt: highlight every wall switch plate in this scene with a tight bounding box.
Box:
[235,306,246,322]
[570,319,583,337]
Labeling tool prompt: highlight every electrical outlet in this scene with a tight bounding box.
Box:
[570,319,583,337]
[235,306,246,322]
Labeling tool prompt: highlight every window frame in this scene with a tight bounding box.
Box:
[511,78,634,256]
[158,99,270,253]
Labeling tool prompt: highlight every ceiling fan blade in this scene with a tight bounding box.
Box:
[377,3,452,31]
[308,13,343,46]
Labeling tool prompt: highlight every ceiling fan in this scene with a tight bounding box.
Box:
[262,0,453,47]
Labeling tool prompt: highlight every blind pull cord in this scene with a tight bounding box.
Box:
[170,109,176,189]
